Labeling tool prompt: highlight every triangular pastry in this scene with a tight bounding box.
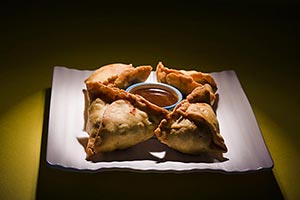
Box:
[85,63,152,89]
[156,62,217,95]
[85,82,168,159]
[155,100,227,154]
[82,62,227,160]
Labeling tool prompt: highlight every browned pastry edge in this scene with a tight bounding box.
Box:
[186,84,216,105]
[156,61,218,94]
[84,83,168,158]
[86,81,169,121]
[173,100,227,152]
[84,62,227,157]
[84,63,133,84]
[154,100,228,153]
[113,65,152,89]
[85,63,152,89]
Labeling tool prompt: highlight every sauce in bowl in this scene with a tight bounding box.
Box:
[126,83,182,110]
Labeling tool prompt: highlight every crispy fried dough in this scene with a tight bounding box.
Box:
[179,69,217,89]
[85,63,152,89]
[112,65,152,89]
[86,81,168,119]
[155,100,227,154]
[186,84,216,105]
[83,62,227,158]
[84,82,169,158]
[85,63,132,83]
[85,99,156,157]
[156,62,217,95]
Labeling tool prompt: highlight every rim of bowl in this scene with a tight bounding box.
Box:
[126,82,183,110]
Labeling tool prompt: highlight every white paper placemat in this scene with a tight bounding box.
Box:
[46,66,273,172]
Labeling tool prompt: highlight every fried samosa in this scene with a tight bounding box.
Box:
[156,62,217,95]
[155,100,227,154]
[186,84,216,105]
[85,63,152,89]
[85,82,168,159]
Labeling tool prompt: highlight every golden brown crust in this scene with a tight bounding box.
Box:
[84,81,169,158]
[179,69,217,90]
[85,63,152,89]
[83,62,227,158]
[85,99,157,157]
[155,100,227,154]
[85,63,133,84]
[186,84,216,105]
[115,65,152,87]
[156,62,217,95]
[165,72,201,95]
[85,81,169,120]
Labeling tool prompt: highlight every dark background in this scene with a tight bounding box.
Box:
[0,1,299,199]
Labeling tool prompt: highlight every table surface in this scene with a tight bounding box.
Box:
[0,2,299,200]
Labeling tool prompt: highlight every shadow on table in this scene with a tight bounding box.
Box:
[36,88,284,200]
[78,136,227,163]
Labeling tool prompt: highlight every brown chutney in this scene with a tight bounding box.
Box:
[132,87,178,107]
[126,83,182,109]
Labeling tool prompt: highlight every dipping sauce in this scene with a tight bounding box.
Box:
[126,83,182,109]
[132,88,178,107]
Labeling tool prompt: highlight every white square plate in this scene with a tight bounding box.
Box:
[46,66,273,172]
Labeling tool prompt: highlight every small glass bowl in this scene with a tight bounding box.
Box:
[126,82,182,110]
